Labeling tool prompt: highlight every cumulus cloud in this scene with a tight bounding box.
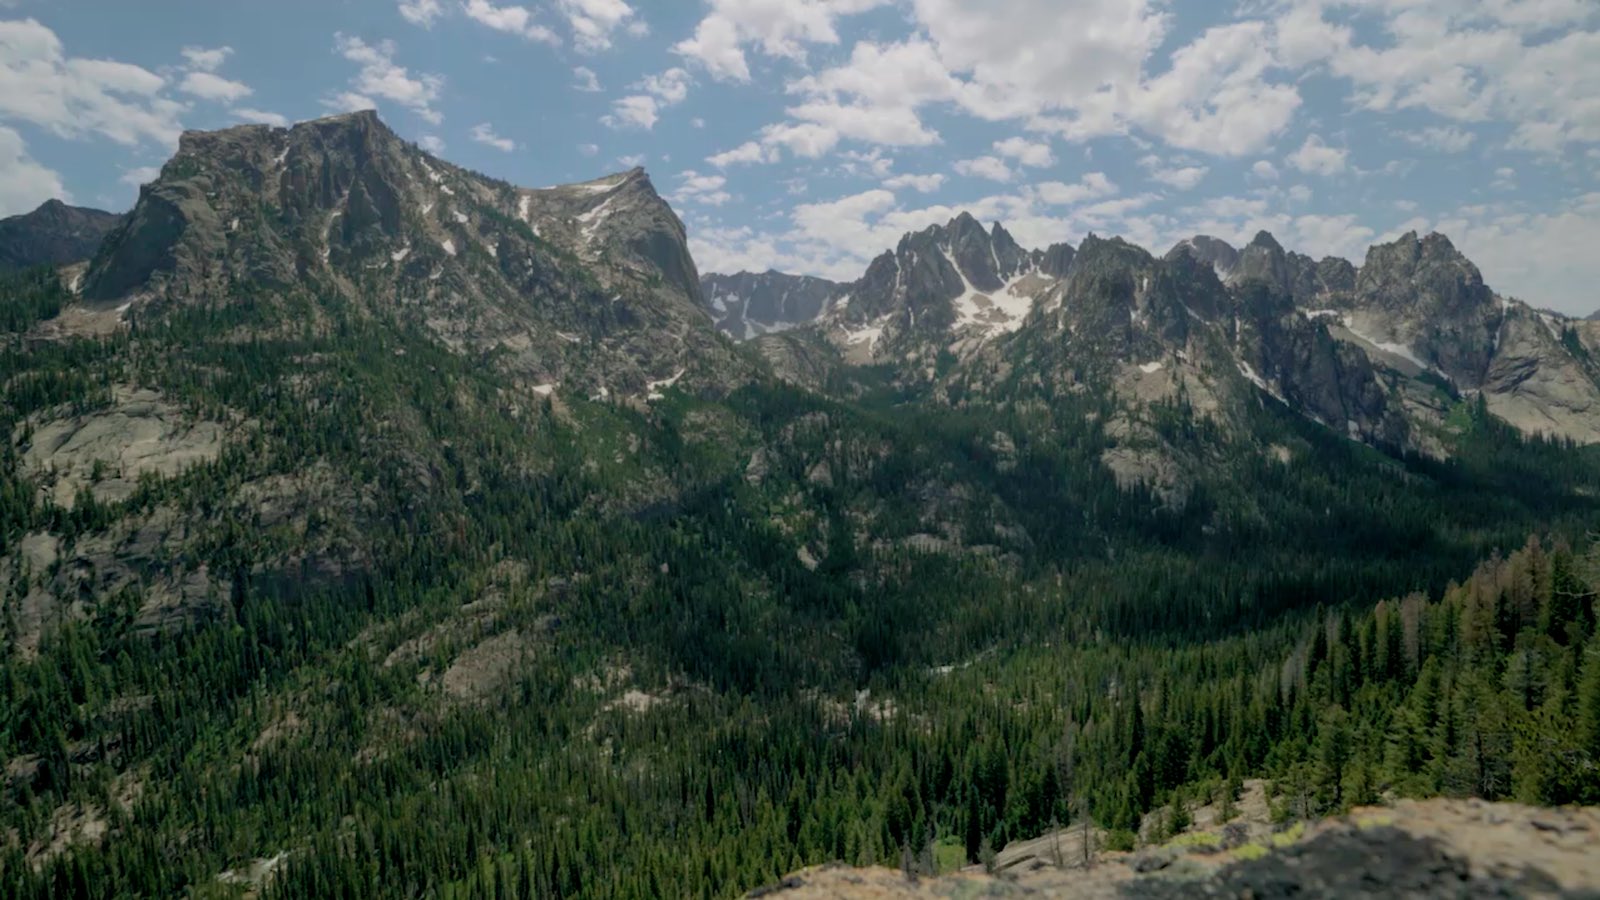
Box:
[1287,134,1348,176]
[233,107,290,127]
[602,95,659,130]
[884,172,946,192]
[671,170,732,206]
[0,18,186,146]
[330,34,444,124]
[1027,172,1118,206]
[1275,1,1600,153]
[674,0,890,82]
[179,71,252,103]
[1148,164,1208,191]
[0,126,67,215]
[602,67,691,131]
[397,0,446,27]
[470,122,516,151]
[707,140,778,167]
[993,136,1055,168]
[180,46,232,72]
[1404,126,1477,154]
[118,164,161,187]
[954,156,1015,182]
[572,66,602,92]
[557,0,638,53]
[461,0,560,44]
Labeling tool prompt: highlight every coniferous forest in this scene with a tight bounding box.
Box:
[2,242,1600,900]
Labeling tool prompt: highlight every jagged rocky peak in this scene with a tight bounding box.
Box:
[0,199,125,272]
[699,269,845,339]
[1356,231,1491,314]
[1037,242,1077,278]
[822,210,1065,362]
[1167,235,1240,279]
[77,109,741,398]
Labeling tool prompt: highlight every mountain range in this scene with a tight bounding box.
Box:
[708,216,1600,457]
[3,111,1599,899]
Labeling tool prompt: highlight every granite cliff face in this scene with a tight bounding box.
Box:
[0,200,124,272]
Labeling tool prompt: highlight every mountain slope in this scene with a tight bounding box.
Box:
[700,270,845,338]
[4,112,1600,900]
[0,200,123,272]
[85,110,741,399]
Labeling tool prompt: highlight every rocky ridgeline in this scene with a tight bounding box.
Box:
[717,221,1600,464]
[81,109,742,399]
[0,200,123,272]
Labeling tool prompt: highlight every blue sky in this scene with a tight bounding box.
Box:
[1,0,1597,313]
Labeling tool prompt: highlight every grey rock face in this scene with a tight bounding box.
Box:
[1166,235,1240,279]
[1348,231,1499,385]
[700,270,845,339]
[1037,242,1077,278]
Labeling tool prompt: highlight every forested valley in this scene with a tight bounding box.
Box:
[3,257,1599,899]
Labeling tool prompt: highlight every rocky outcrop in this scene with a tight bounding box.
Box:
[0,200,124,272]
[748,799,1600,899]
[700,270,845,339]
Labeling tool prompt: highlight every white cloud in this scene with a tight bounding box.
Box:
[708,141,778,167]
[462,0,560,44]
[419,134,446,153]
[118,165,161,187]
[179,71,252,103]
[1287,134,1348,176]
[398,0,446,27]
[470,122,516,152]
[758,121,839,158]
[180,45,232,72]
[573,66,602,92]
[761,6,1299,159]
[1404,125,1476,153]
[884,172,946,192]
[0,18,186,146]
[674,0,890,82]
[1251,160,1280,181]
[1027,172,1117,206]
[603,95,659,130]
[0,126,67,215]
[993,136,1054,167]
[636,67,690,104]
[330,34,444,124]
[616,153,645,167]
[603,67,691,131]
[1277,2,1600,153]
[557,0,637,53]
[579,142,599,156]
[672,170,732,206]
[233,107,289,127]
[954,156,1015,183]
[1148,164,1208,190]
